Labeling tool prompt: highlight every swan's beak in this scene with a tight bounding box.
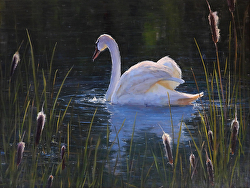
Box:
[92,47,100,61]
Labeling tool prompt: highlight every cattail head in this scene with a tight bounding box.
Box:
[189,153,195,169]
[189,141,197,179]
[188,141,195,169]
[230,111,239,155]
[158,124,173,165]
[227,0,236,12]
[162,132,173,165]
[231,111,239,135]
[10,51,20,77]
[190,153,197,179]
[35,110,46,145]
[206,0,220,44]
[47,175,53,188]
[17,141,25,166]
[205,148,214,186]
[61,145,66,170]
[208,130,214,151]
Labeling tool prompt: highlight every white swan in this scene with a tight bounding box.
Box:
[92,34,203,106]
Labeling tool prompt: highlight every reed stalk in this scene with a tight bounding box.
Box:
[171,121,182,188]
[26,29,40,110]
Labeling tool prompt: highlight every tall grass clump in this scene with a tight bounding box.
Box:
[188,1,249,187]
[0,30,73,187]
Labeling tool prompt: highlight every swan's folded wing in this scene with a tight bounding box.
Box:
[113,61,184,99]
[157,56,182,81]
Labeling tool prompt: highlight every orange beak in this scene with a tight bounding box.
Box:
[92,47,100,61]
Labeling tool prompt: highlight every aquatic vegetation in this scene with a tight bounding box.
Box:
[61,145,66,170]
[230,109,239,155]
[205,148,214,186]
[35,109,46,146]
[10,52,20,78]
[16,142,25,166]
[47,175,54,188]
[0,1,249,188]
[189,141,197,179]
[158,124,173,165]
[208,129,214,151]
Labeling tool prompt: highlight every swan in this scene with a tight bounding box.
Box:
[92,34,203,106]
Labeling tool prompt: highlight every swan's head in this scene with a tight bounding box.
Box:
[92,34,114,61]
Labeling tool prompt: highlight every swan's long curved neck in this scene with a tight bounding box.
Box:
[106,38,121,101]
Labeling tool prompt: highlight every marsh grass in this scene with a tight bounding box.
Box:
[0,31,73,187]
[0,2,249,187]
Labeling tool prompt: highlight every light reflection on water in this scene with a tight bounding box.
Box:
[70,89,203,178]
[72,84,203,149]
[106,103,199,143]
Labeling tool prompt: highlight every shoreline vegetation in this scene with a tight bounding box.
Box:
[0,1,249,187]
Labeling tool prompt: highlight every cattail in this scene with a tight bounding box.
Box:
[189,153,197,179]
[17,131,26,166]
[206,0,220,44]
[189,153,195,169]
[230,109,239,155]
[189,141,197,179]
[35,107,46,146]
[205,148,214,186]
[227,0,236,12]
[17,142,25,166]
[208,129,214,151]
[61,145,66,170]
[10,51,20,77]
[47,175,53,188]
[158,124,173,165]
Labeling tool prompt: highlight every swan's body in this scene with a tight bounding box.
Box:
[93,34,203,106]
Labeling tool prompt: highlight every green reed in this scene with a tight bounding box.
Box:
[186,2,249,187]
[0,30,73,187]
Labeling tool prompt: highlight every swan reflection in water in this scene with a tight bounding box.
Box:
[106,104,199,148]
[83,94,202,176]
[104,103,201,175]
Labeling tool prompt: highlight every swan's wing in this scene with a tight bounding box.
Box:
[157,56,182,79]
[112,61,184,99]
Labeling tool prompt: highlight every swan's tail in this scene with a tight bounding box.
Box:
[175,92,204,105]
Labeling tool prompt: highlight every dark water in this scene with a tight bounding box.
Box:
[0,0,249,186]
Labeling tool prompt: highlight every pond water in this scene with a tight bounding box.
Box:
[0,0,249,187]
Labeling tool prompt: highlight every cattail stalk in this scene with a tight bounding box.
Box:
[158,124,173,165]
[206,0,226,126]
[35,109,46,146]
[47,175,53,188]
[227,0,237,76]
[205,148,214,186]
[230,109,239,155]
[61,145,66,170]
